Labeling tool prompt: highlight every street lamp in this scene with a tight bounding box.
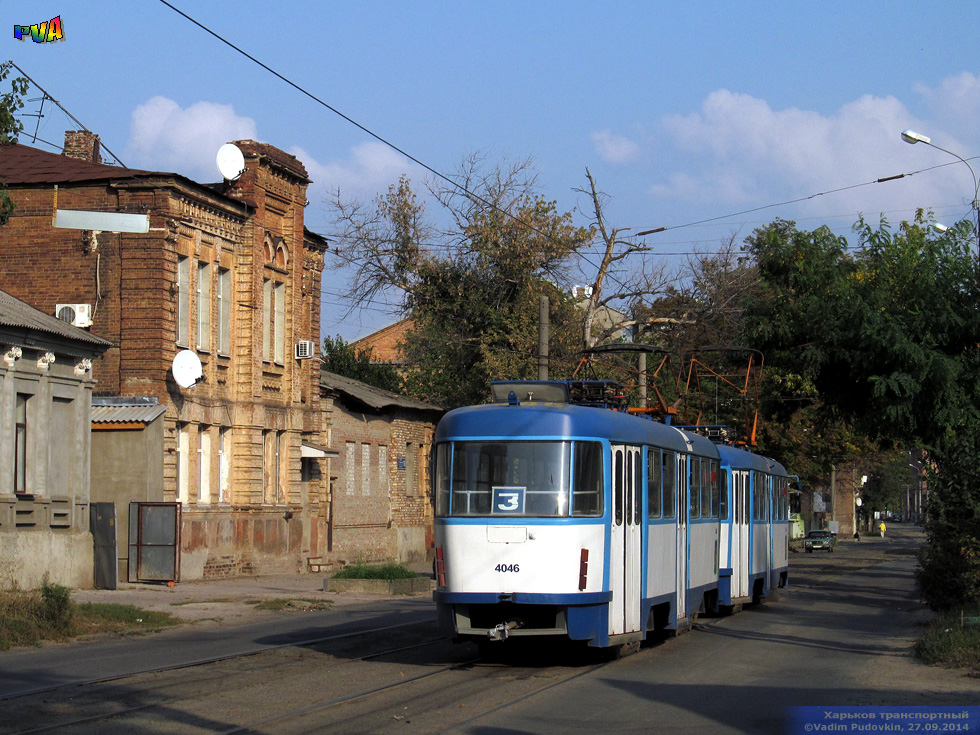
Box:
[901,129,980,251]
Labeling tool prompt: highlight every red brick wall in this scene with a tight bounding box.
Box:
[321,393,437,565]
[0,144,329,581]
[349,319,412,364]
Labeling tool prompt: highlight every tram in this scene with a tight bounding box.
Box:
[432,380,791,651]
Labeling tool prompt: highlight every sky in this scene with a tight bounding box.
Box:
[4,1,980,342]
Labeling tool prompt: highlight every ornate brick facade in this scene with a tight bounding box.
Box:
[0,134,329,579]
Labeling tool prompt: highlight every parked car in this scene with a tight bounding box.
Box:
[804,529,837,553]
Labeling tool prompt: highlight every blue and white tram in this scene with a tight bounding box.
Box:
[716,445,791,609]
[432,381,789,651]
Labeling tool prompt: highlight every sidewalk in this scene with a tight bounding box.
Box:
[71,563,435,627]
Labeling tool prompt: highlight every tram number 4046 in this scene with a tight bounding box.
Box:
[495,563,520,573]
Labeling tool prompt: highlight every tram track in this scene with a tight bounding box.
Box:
[0,620,456,735]
[1,546,896,734]
[225,644,614,735]
[1,620,619,735]
[0,618,433,703]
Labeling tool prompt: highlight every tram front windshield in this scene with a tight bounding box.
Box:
[435,441,603,518]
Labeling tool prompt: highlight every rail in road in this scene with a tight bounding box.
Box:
[2,526,977,734]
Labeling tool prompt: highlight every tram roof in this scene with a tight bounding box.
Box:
[717,443,788,476]
[436,402,720,459]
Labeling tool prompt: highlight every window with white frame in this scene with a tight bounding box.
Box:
[262,234,288,365]
[198,425,211,504]
[176,256,190,347]
[176,422,190,503]
[197,261,211,352]
[14,393,29,495]
[274,282,285,363]
[276,431,285,504]
[217,267,231,355]
[218,426,231,503]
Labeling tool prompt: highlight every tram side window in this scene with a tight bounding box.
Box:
[647,448,662,519]
[632,450,642,524]
[662,452,676,518]
[710,459,721,518]
[718,466,729,520]
[434,443,450,517]
[756,473,769,521]
[572,442,603,517]
[701,458,714,518]
[689,457,702,519]
[751,472,762,521]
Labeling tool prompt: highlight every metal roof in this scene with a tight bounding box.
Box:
[0,289,112,348]
[0,141,157,185]
[91,403,167,424]
[320,369,442,413]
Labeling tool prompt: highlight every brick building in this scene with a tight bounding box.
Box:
[320,370,442,566]
[0,132,329,580]
[349,318,411,366]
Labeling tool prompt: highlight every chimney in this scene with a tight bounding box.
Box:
[63,130,102,164]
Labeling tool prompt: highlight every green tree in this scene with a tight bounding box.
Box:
[320,335,403,394]
[742,214,980,607]
[743,213,979,445]
[329,158,593,408]
[860,451,913,517]
[0,61,28,227]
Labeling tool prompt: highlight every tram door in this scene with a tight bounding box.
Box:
[764,478,773,585]
[732,471,750,599]
[675,454,688,623]
[610,445,642,636]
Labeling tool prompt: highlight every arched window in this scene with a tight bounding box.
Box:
[262,233,288,364]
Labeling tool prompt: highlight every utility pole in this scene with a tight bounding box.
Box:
[538,295,549,380]
[638,350,647,408]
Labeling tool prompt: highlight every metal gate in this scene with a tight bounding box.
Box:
[90,502,118,590]
[128,502,181,583]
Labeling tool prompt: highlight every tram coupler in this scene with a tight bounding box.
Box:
[487,620,521,641]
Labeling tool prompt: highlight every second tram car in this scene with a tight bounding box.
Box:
[432,380,791,651]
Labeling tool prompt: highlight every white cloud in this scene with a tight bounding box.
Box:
[125,96,258,181]
[649,81,978,225]
[913,72,980,142]
[294,141,418,204]
[591,129,641,164]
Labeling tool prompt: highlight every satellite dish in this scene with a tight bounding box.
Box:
[216,143,246,182]
[171,350,204,389]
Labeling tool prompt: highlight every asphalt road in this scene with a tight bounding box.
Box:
[0,597,436,699]
[2,524,976,735]
[441,525,980,734]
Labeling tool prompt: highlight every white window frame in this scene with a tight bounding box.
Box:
[176,256,190,347]
[197,261,211,352]
[198,426,211,504]
[217,267,231,356]
[177,423,190,504]
[218,426,231,504]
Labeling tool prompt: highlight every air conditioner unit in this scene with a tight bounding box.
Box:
[294,340,316,360]
[56,303,93,328]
